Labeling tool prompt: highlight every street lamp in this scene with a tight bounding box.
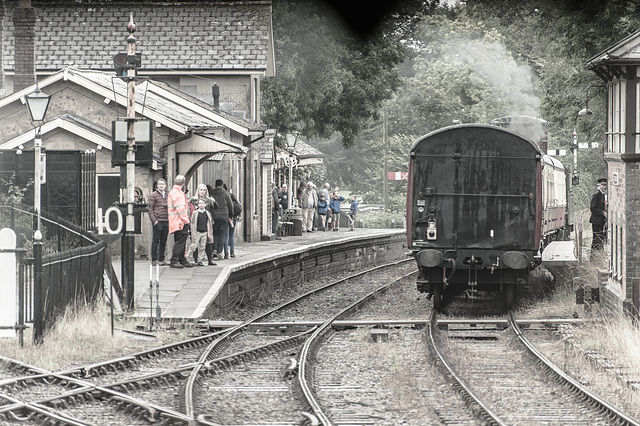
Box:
[578,85,606,116]
[25,83,51,232]
[284,132,299,207]
[25,83,50,345]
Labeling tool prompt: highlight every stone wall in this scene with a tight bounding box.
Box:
[203,232,408,317]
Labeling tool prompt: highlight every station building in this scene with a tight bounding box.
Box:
[0,1,299,254]
[585,29,640,317]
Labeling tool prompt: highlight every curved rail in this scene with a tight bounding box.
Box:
[508,311,640,426]
[183,258,414,423]
[296,269,418,425]
[427,310,508,426]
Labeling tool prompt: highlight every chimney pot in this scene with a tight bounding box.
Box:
[212,84,220,112]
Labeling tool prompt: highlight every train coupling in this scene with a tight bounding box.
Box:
[416,277,431,294]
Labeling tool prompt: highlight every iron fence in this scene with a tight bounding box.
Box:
[2,205,106,343]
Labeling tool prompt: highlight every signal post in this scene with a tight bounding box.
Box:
[118,13,138,310]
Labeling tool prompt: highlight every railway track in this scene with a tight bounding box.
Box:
[428,310,640,425]
[4,259,638,425]
[184,258,416,424]
[0,259,416,425]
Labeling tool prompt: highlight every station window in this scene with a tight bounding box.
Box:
[608,81,625,153]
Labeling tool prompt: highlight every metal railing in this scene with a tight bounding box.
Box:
[1,204,106,344]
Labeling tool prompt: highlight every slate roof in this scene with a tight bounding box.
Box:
[72,67,262,133]
[2,0,272,73]
[0,67,253,152]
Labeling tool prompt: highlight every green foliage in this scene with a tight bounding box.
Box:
[388,12,541,136]
[0,173,32,206]
[358,209,406,229]
[264,0,432,148]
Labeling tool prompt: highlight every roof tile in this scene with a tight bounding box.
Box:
[2,1,271,72]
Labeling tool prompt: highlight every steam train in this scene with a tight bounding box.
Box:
[407,117,570,310]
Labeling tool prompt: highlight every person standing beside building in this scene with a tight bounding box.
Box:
[296,182,305,208]
[148,178,169,266]
[168,175,194,268]
[191,184,217,265]
[186,198,213,266]
[589,177,608,258]
[222,184,241,258]
[210,179,234,260]
[300,181,318,233]
[279,184,289,210]
[271,182,282,240]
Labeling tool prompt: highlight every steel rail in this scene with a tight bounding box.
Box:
[427,310,508,426]
[508,311,640,426]
[0,356,193,425]
[183,258,414,423]
[296,269,418,426]
[0,399,89,426]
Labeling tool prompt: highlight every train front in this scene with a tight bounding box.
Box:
[407,124,543,308]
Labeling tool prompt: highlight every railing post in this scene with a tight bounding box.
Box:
[0,228,17,339]
[33,230,44,345]
[18,258,25,347]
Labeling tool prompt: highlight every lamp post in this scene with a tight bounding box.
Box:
[25,83,50,345]
[25,84,51,231]
[284,132,299,207]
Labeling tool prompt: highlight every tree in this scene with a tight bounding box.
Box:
[262,0,434,148]
[386,12,541,136]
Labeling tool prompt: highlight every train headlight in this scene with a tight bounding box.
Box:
[416,249,444,268]
[427,219,437,240]
[501,251,529,270]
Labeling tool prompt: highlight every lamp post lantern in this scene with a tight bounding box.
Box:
[25,84,51,232]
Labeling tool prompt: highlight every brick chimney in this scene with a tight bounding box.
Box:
[12,0,37,92]
[0,0,5,97]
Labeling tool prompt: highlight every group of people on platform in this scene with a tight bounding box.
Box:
[271,181,359,238]
[147,175,242,269]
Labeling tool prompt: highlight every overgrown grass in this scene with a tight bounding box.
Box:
[519,256,640,416]
[0,302,193,371]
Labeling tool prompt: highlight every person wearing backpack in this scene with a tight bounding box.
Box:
[223,184,242,258]
[210,179,234,260]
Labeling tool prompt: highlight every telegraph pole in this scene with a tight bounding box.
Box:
[123,13,137,310]
[382,111,388,212]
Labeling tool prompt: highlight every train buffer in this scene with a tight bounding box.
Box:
[541,240,577,267]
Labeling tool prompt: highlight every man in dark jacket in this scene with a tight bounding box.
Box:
[210,179,234,260]
[589,177,607,258]
[148,178,169,265]
[271,182,281,239]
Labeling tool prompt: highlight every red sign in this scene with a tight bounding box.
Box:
[387,172,408,181]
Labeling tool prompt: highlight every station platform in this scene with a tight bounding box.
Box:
[110,228,406,321]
